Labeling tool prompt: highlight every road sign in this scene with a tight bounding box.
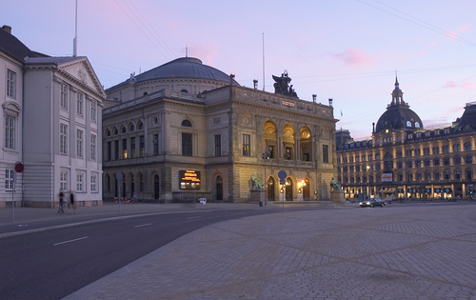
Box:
[14,162,24,173]
[278,170,287,180]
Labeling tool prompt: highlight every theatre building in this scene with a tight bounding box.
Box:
[336,78,476,200]
[102,57,337,203]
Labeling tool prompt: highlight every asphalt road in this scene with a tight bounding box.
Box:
[0,209,272,300]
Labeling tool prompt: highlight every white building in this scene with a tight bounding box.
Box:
[0,25,105,208]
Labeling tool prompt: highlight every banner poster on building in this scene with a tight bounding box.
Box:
[179,170,201,190]
[382,173,393,182]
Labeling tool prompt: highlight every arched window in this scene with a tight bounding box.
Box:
[434,171,440,181]
[454,169,461,180]
[181,89,188,94]
[444,170,450,180]
[121,126,126,134]
[114,128,118,135]
[464,142,472,151]
[138,122,144,130]
[106,129,111,137]
[466,169,473,180]
[415,122,420,128]
[406,121,411,127]
[129,123,135,132]
[181,119,192,127]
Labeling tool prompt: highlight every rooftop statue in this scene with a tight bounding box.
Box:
[272,71,298,97]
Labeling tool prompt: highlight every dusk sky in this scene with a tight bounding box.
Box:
[3,0,476,139]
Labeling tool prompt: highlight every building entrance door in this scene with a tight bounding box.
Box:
[285,178,293,201]
[154,175,160,200]
[216,176,223,200]
[267,177,275,201]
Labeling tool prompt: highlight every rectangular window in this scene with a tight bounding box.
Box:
[60,172,68,191]
[122,138,127,159]
[153,134,159,156]
[114,140,119,160]
[61,84,68,109]
[60,124,68,154]
[214,135,221,156]
[77,174,83,192]
[77,93,83,116]
[7,69,16,99]
[91,175,96,192]
[323,145,329,163]
[5,169,14,191]
[77,129,83,158]
[182,133,192,156]
[91,134,96,161]
[139,135,145,157]
[107,141,111,161]
[131,137,136,158]
[242,134,250,156]
[5,115,15,149]
[91,100,96,122]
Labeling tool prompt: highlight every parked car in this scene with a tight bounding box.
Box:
[359,199,385,207]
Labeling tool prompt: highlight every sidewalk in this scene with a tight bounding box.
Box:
[60,203,476,300]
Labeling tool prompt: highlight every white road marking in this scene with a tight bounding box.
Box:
[53,236,88,246]
[133,223,152,228]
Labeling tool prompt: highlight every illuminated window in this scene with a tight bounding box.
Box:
[242,134,250,156]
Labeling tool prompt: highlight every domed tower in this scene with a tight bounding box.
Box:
[106,57,239,102]
[375,77,423,134]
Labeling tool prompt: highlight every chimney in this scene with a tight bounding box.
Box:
[2,25,12,34]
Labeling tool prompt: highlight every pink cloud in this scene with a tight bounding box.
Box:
[458,24,470,32]
[445,31,457,39]
[188,42,219,66]
[460,81,474,90]
[429,41,440,47]
[442,80,474,90]
[443,81,458,88]
[334,49,372,66]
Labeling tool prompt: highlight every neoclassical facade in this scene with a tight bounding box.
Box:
[337,78,476,200]
[0,25,105,208]
[103,57,337,203]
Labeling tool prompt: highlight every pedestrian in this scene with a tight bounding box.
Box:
[68,192,76,214]
[58,192,64,214]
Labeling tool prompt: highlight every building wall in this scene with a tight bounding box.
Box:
[337,126,476,200]
[22,59,104,208]
[103,85,338,203]
[0,51,23,207]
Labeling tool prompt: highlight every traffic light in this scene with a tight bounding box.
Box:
[469,188,474,195]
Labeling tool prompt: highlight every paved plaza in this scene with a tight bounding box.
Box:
[56,203,476,300]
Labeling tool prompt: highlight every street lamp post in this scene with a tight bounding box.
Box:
[262,147,271,206]
[366,165,370,199]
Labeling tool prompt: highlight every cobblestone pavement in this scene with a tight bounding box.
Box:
[61,203,476,300]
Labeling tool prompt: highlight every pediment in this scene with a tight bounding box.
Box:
[58,58,106,99]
